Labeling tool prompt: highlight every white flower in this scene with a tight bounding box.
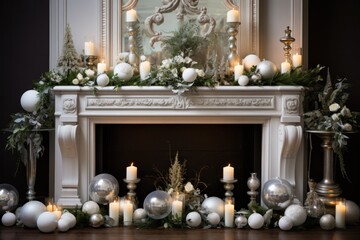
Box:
[171,68,178,77]
[85,69,95,77]
[340,106,352,118]
[184,182,194,193]
[167,188,174,195]
[196,69,205,77]
[343,123,353,131]
[76,73,84,80]
[72,78,79,85]
[180,67,186,72]
[331,113,340,121]
[329,103,341,112]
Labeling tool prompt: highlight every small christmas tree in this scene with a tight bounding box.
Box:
[57,23,83,74]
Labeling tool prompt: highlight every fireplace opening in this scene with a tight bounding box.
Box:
[96,124,262,209]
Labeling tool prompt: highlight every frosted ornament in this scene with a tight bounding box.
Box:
[237,75,249,86]
[1,212,16,226]
[186,211,202,228]
[114,62,134,80]
[278,216,293,230]
[182,68,197,82]
[248,212,264,229]
[256,60,277,79]
[82,201,100,215]
[284,204,307,226]
[61,211,77,228]
[243,54,261,71]
[206,212,220,226]
[96,74,110,87]
[20,90,40,112]
[57,218,70,232]
[37,212,58,233]
[20,200,46,228]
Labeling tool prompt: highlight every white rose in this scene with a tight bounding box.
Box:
[76,73,84,80]
[196,69,205,77]
[184,182,194,193]
[85,69,95,77]
[343,123,353,131]
[72,78,79,85]
[329,103,340,112]
[331,113,340,121]
[340,106,352,117]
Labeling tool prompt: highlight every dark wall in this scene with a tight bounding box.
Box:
[0,1,359,206]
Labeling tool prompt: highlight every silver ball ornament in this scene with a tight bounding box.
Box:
[235,215,248,228]
[1,211,16,226]
[20,200,47,228]
[256,60,277,79]
[262,177,294,210]
[345,200,360,224]
[133,208,147,221]
[319,214,335,230]
[248,212,264,229]
[88,173,119,204]
[143,190,172,220]
[201,196,225,219]
[89,213,105,228]
[206,212,221,226]
[0,184,19,213]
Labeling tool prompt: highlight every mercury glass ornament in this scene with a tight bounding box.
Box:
[0,184,19,213]
[89,213,105,228]
[304,180,326,218]
[262,177,294,210]
[88,173,119,204]
[143,190,172,220]
[247,172,260,209]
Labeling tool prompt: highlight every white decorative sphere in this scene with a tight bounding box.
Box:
[20,200,46,228]
[238,75,250,86]
[182,68,197,82]
[243,54,261,71]
[114,62,134,80]
[133,208,147,221]
[235,215,248,228]
[1,212,16,226]
[20,90,40,112]
[96,73,110,86]
[206,212,220,226]
[256,60,277,79]
[319,214,335,230]
[201,197,225,219]
[37,212,58,233]
[61,211,77,228]
[345,200,360,224]
[248,212,264,229]
[57,218,70,232]
[278,216,293,230]
[284,204,307,226]
[82,201,100,215]
[186,211,202,228]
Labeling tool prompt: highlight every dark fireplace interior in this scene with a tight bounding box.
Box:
[96,124,262,209]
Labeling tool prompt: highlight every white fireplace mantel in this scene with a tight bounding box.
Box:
[53,86,305,208]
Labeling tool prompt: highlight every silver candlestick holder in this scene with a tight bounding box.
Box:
[247,172,260,209]
[123,178,140,207]
[220,178,238,201]
[83,55,98,70]
[280,26,295,65]
[126,21,138,73]
[226,22,241,73]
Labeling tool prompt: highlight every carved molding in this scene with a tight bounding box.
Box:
[63,98,77,114]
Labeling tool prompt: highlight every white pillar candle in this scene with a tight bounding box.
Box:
[234,63,244,80]
[46,204,53,212]
[53,207,62,220]
[123,201,133,226]
[281,61,291,74]
[140,60,151,80]
[224,202,234,227]
[84,41,95,55]
[227,9,240,22]
[97,61,107,74]
[335,198,346,228]
[126,163,137,180]
[292,53,302,68]
[109,199,120,226]
[223,164,234,181]
[172,200,183,218]
[126,9,137,22]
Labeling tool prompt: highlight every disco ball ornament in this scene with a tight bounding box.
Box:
[201,196,225,219]
[262,177,294,210]
[0,184,19,213]
[89,213,104,228]
[143,190,172,220]
[20,200,47,228]
[88,173,119,204]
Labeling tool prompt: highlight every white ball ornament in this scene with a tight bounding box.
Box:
[186,211,202,228]
[284,204,307,226]
[319,214,335,230]
[20,200,46,228]
[37,212,58,233]
[182,68,197,82]
[82,201,100,215]
[114,62,134,80]
[345,200,360,224]
[238,75,250,86]
[201,196,225,219]
[256,60,277,79]
[278,216,293,231]
[61,211,77,228]
[206,212,220,226]
[57,218,70,232]
[133,208,147,221]
[20,90,40,112]
[1,212,16,226]
[235,215,248,228]
[243,54,261,71]
[248,212,264,229]
[96,73,110,87]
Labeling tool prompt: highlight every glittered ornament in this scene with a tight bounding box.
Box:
[319,214,335,230]
[186,211,202,228]
[89,213,104,228]
[1,212,16,226]
[235,215,248,228]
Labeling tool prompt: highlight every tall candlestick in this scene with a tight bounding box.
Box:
[126,162,137,180]
[123,200,133,226]
[84,41,95,56]
[97,61,107,74]
[227,9,240,23]
[109,198,120,226]
[126,9,137,22]
[281,61,291,74]
[223,164,234,181]
[234,63,244,81]
[335,198,346,228]
[292,53,302,68]
[224,200,235,227]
